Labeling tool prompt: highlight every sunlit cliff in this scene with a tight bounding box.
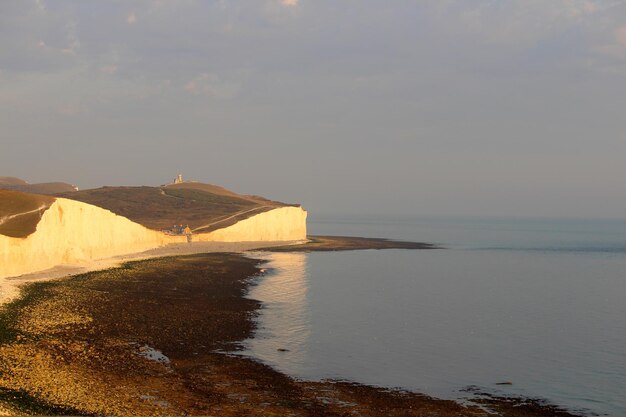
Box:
[0,189,307,279]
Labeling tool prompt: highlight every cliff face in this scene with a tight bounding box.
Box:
[0,201,307,280]
[0,198,168,279]
[195,206,307,242]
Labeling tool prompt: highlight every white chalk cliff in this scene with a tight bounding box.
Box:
[195,206,307,242]
[0,198,307,279]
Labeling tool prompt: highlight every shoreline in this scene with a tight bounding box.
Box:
[260,235,440,251]
[0,235,437,307]
[0,253,481,416]
[0,249,584,416]
[0,240,306,307]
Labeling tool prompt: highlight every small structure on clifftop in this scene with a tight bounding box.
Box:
[174,174,184,184]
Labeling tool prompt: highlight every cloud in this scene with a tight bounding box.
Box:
[616,26,626,45]
[57,104,85,116]
[184,73,240,99]
[100,65,118,74]
[35,0,46,12]
[61,20,80,55]
[281,0,298,6]
[563,0,599,17]
[127,13,137,24]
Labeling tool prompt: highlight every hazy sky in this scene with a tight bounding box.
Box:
[2,0,626,217]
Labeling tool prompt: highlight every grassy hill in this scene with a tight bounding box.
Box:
[0,177,77,195]
[0,190,55,238]
[0,177,28,186]
[1,180,300,238]
[56,182,297,232]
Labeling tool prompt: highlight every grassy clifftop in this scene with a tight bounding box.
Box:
[56,182,297,232]
[1,181,302,238]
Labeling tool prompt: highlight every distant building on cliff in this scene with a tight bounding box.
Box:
[174,174,184,184]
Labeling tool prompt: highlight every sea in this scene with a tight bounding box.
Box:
[242,215,626,416]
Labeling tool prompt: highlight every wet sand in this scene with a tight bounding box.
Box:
[0,251,583,416]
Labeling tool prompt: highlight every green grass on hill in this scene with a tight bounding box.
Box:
[57,184,289,231]
[1,181,299,237]
[0,177,76,195]
[162,187,257,207]
[0,177,28,186]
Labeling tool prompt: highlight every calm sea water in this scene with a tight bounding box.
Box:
[243,215,626,416]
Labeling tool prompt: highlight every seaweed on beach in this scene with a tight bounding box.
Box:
[0,387,90,416]
[0,280,58,345]
[462,386,597,417]
[0,253,586,417]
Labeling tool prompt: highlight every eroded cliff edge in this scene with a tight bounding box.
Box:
[0,198,307,280]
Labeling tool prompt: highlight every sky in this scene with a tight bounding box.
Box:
[1,0,626,218]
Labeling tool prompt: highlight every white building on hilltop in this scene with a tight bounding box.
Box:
[174,174,184,184]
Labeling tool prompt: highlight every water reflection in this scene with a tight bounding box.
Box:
[244,252,310,373]
[243,249,626,416]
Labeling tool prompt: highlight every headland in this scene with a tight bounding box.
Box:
[0,176,307,280]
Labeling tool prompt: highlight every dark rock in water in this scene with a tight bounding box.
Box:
[277,348,290,352]
[495,381,513,385]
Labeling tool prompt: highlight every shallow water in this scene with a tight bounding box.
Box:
[243,216,626,416]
